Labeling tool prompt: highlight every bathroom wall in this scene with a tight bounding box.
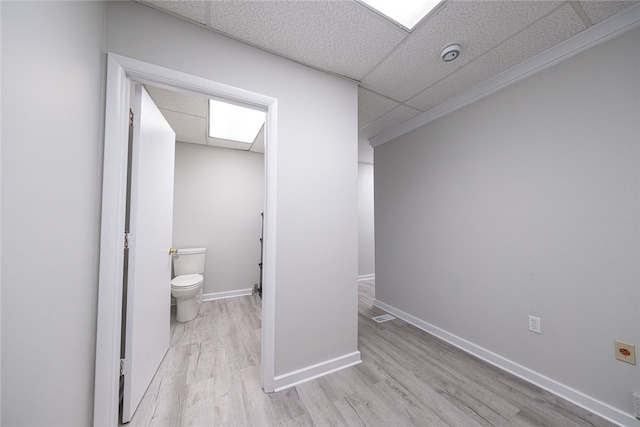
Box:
[374,27,640,419]
[358,162,375,278]
[172,142,265,296]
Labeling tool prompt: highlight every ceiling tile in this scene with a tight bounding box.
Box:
[137,0,640,164]
[206,1,408,80]
[146,86,208,117]
[361,1,563,102]
[207,137,251,151]
[159,109,207,145]
[578,1,638,24]
[140,0,208,25]
[407,2,586,111]
[360,104,422,142]
[358,87,401,130]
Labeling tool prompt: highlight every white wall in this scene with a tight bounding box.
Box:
[375,27,640,419]
[106,1,359,380]
[1,2,106,425]
[358,162,375,278]
[172,142,264,295]
[1,2,4,420]
[2,0,358,424]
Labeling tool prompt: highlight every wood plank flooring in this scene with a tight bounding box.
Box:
[123,281,616,426]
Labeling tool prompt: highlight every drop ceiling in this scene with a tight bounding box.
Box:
[137,0,638,163]
[146,85,265,154]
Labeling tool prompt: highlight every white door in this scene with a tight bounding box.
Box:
[121,85,176,423]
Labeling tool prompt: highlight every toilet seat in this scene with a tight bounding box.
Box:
[171,273,203,290]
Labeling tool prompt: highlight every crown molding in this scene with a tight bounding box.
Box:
[370,3,640,148]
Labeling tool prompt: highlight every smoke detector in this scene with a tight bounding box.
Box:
[441,43,461,62]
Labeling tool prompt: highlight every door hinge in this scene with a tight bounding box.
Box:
[120,358,130,376]
[129,109,134,127]
[124,232,134,249]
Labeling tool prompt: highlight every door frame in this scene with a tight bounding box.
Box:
[93,53,278,426]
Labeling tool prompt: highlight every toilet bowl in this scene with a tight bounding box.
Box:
[171,273,204,322]
[171,248,206,322]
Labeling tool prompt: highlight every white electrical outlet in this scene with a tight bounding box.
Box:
[528,315,541,334]
[634,391,640,419]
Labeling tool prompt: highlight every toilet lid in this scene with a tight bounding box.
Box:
[171,273,203,288]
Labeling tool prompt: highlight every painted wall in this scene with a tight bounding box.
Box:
[172,142,264,296]
[1,2,3,419]
[358,162,375,278]
[115,0,359,384]
[1,1,106,425]
[104,0,358,378]
[375,27,640,418]
[2,0,358,424]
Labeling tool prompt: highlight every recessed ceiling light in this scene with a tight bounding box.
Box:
[208,99,265,144]
[358,0,441,30]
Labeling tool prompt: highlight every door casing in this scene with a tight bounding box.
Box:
[94,52,278,426]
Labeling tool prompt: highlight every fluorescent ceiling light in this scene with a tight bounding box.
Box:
[359,0,440,30]
[208,99,265,144]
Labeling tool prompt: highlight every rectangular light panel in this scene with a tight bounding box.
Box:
[359,0,440,30]
[208,99,265,144]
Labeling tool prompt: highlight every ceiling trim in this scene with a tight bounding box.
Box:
[370,3,640,148]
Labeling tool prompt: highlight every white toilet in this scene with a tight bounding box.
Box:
[171,247,206,322]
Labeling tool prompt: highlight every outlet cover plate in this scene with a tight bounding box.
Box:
[528,315,541,334]
[614,340,636,365]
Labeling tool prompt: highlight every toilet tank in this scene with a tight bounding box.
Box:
[172,247,206,277]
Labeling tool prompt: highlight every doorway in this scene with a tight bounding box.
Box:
[94,53,278,426]
[147,83,266,303]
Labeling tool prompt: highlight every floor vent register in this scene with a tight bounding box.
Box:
[372,314,396,323]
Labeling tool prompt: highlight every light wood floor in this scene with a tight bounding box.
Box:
[124,281,616,426]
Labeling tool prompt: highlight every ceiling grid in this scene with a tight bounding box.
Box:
[138,0,639,163]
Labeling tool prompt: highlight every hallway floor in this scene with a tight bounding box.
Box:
[124,281,615,426]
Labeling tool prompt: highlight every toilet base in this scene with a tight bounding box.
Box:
[173,286,202,322]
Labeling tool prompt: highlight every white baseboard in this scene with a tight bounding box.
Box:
[358,274,375,281]
[273,351,362,392]
[203,288,253,301]
[171,287,254,306]
[373,299,637,427]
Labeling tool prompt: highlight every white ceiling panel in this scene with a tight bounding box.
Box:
[159,109,208,145]
[205,0,408,80]
[579,1,637,24]
[142,0,208,25]
[360,104,422,142]
[149,84,266,152]
[358,87,401,130]
[361,1,563,102]
[207,137,252,151]
[146,86,207,117]
[136,0,640,165]
[407,2,586,111]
